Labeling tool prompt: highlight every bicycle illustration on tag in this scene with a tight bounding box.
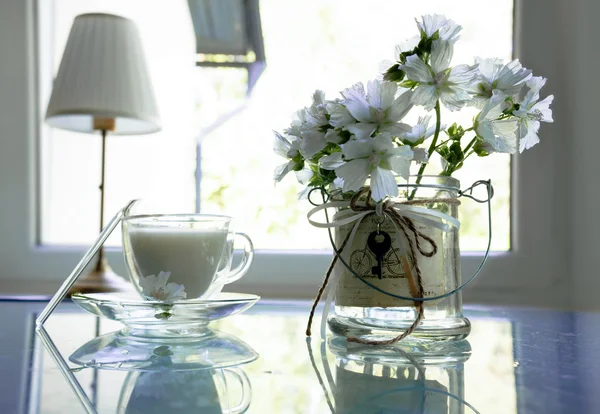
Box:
[349,243,415,279]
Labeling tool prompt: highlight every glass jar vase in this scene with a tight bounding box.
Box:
[327,175,469,342]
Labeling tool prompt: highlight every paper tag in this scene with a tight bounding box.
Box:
[334,214,455,308]
[334,366,448,414]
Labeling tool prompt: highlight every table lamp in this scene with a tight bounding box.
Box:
[45,13,161,294]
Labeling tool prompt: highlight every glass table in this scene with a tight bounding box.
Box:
[0,297,597,413]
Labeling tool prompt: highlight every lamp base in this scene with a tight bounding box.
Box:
[68,260,133,296]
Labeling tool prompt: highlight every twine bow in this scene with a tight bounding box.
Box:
[306,187,460,346]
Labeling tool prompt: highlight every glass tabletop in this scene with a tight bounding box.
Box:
[1,298,598,413]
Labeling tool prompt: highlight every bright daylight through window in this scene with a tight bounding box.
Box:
[40,0,513,252]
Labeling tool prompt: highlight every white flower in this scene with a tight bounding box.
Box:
[332,177,344,190]
[298,90,332,158]
[475,92,519,154]
[513,77,554,153]
[395,36,420,56]
[283,107,306,138]
[283,91,332,159]
[335,135,414,201]
[299,125,328,158]
[401,40,478,111]
[326,101,355,129]
[470,58,532,108]
[378,36,421,79]
[139,271,187,302]
[412,148,429,164]
[416,14,462,43]
[273,131,302,182]
[295,167,314,185]
[340,80,412,140]
[401,115,436,145]
[319,152,345,170]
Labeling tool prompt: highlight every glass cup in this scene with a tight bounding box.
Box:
[204,230,254,298]
[122,203,254,301]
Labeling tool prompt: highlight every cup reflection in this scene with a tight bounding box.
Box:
[69,329,258,371]
[38,326,257,414]
[117,367,251,414]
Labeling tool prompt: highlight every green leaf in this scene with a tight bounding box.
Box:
[446,123,465,141]
[450,141,463,157]
[383,64,405,82]
[402,137,424,147]
[400,79,419,89]
[473,142,490,157]
[336,129,352,144]
[437,145,450,159]
[418,37,434,55]
[292,153,304,164]
[310,142,343,164]
[399,49,417,63]
[447,123,458,136]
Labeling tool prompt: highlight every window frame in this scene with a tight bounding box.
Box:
[0,0,571,307]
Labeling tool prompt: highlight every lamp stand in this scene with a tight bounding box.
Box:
[68,119,132,295]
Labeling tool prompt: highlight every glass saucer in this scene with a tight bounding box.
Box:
[69,329,258,371]
[71,292,259,335]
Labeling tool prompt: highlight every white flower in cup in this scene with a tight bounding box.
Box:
[139,271,187,302]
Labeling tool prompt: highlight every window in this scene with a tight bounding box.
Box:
[0,0,570,306]
[41,0,511,252]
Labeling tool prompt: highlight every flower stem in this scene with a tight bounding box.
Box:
[434,138,452,149]
[409,100,441,200]
[435,126,474,150]
[462,136,478,154]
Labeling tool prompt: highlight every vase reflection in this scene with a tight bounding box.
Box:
[314,337,479,414]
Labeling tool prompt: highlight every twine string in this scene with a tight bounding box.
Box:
[305,229,353,337]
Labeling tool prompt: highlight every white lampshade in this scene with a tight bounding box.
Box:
[45,13,161,135]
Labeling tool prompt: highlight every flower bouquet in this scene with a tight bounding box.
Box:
[273,15,553,344]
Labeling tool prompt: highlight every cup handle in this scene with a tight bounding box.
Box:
[223,232,254,285]
[223,367,252,414]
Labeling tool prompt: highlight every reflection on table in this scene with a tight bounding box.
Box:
[34,303,516,413]
[37,323,255,414]
[320,337,478,413]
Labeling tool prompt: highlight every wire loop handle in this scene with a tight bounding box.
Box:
[308,186,331,207]
[458,179,495,203]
